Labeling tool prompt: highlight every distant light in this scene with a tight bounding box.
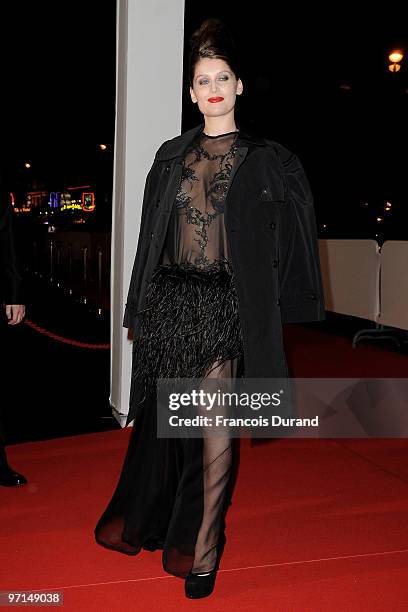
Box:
[376,216,384,222]
[67,185,91,190]
[99,144,107,151]
[82,192,95,212]
[389,63,401,72]
[339,83,352,90]
[24,162,31,169]
[389,51,403,63]
[384,201,392,210]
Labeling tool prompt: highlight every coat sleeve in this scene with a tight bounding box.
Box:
[122,143,167,330]
[274,143,326,322]
[0,193,24,305]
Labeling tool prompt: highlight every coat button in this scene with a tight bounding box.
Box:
[310,292,317,300]
[165,165,170,172]
[150,231,154,239]
[261,188,268,196]
[270,221,276,230]
[276,298,281,306]
[156,199,160,208]
[272,259,278,268]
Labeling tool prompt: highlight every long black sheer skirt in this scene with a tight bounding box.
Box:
[94,260,244,578]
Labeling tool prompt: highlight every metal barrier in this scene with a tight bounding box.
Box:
[25,232,111,312]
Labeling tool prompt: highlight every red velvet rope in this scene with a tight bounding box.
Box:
[24,318,110,350]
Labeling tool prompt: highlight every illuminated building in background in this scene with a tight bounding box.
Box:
[12,190,49,213]
[82,192,95,212]
[49,192,61,208]
[13,186,96,220]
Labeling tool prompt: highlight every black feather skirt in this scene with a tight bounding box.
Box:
[130,257,244,414]
[95,258,245,578]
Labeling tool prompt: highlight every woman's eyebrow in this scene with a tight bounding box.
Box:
[196,70,232,79]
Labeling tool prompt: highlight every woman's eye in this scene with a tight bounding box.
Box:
[198,75,229,85]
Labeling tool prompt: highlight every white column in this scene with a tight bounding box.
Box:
[110,0,185,426]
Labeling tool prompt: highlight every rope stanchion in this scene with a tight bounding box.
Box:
[24,318,110,350]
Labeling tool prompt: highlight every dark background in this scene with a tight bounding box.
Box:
[183,2,408,240]
[1,1,407,239]
[0,1,117,188]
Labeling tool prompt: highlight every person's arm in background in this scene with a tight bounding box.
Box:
[0,192,25,325]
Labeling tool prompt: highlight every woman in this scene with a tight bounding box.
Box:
[95,18,325,599]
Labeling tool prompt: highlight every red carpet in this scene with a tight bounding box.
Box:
[1,324,408,610]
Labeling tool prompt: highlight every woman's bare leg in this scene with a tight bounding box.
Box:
[191,358,237,574]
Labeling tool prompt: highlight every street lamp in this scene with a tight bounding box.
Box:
[388,50,404,72]
[389,51,403,63]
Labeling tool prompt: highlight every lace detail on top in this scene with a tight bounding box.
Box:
[159,130,239,270]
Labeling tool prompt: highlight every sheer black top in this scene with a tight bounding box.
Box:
[159,129,239,270]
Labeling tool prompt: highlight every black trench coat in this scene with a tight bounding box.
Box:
[123,121,325,420]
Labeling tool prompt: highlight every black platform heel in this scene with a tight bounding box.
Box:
[184,532,227,599]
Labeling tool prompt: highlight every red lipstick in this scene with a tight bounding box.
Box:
[208,97,224,103]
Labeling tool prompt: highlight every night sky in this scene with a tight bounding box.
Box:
[183,3,408,237]
[1,1,116,183]
[184,3,408,228]
[1,1,408,235]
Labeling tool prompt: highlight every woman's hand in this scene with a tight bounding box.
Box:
[5,304,26,325]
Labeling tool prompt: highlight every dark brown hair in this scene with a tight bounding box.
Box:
[188,18,241,88]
